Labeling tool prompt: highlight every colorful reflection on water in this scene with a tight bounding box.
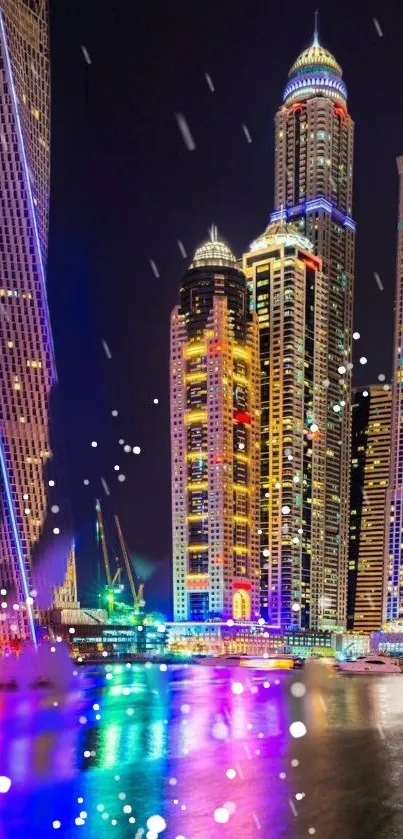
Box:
[1,664,403,838]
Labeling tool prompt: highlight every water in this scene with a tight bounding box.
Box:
[1,663,403,838]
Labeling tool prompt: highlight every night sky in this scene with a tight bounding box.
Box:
[47,0,403,617]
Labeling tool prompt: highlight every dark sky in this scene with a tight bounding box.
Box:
[47,0,403,617]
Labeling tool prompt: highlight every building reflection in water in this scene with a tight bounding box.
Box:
[0,666,403,838]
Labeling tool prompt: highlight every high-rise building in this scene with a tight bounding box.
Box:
[170,231,260,622]
[385,158,403,623]
[272,28,355,628]
[349,386,392,633]
[243,220,327,629]
[0,1,76,645]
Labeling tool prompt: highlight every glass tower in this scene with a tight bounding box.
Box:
[273,30,355,628]
[385,158,403,622]
[349,385,391,632]
[0,1,76,645]
[243,220,327,629]
[171,231,260,622]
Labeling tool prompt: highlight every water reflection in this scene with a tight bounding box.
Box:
[0,666,403,838]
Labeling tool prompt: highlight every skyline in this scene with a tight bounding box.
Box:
[45,2,403,616]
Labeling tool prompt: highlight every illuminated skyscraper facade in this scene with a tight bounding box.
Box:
[349,386,391,632]
[0,1,76,644]
[385,158,403,622]
[273,32,355,628]
[243,221,327,629]
[171,233,260,622]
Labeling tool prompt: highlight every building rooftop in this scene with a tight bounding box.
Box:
[283,23,347,107]
[249,218,314,253]
[190,226,236,269]
[288,40,342,81]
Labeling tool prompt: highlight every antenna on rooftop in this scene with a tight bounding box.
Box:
[313,9,319,46]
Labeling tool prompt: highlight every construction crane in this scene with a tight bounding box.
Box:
[114,514,145,614]
[95,499,145,619]
[95,499,123,612]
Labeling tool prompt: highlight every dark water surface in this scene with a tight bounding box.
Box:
[1,663,403,838]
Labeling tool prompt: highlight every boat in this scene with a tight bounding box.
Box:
[198,654,300,670]
[338,655,401,674]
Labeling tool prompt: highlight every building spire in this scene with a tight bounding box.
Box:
[209,224,218,243]
[313,9,319,46]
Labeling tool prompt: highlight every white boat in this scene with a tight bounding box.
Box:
[339,655,401,674]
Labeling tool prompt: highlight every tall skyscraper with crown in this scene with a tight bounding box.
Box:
[243,219,327,629]
[271,22,355,628]
[170,230,260,622]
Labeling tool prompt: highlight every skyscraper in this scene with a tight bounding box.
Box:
[385,158,403,623]
[0,1,76,644]
[243,220,327,629]
[349,386,391,632]
[171,231,260,622]
[272,28,355,628]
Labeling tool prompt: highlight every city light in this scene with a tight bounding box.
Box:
[0,11,399,839]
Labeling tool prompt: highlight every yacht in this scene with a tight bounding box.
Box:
[339,655,401,674]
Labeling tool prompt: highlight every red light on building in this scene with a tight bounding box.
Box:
[234,410,251,425]
[212,454,224,464]
[304,259,319,271]
[185,576,209,591]
[233,581,252,591]
[334,105,347,120]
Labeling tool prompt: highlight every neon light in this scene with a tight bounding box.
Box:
[234,410,251,425]
[187,481,208,491]
[0,12,56,382]
[184,409,207,425]
[334,105,347,119]
[186,451,207,460]
[233,581,252,591]
[0,435,36,645]
[212,454,224,464]
[185,372,207,383]
[283,74,347,106]
[270,198,356,233]
[234,508,251,523]
[233,345,250,361]
[184,343,206,358]
[234,452,249,463]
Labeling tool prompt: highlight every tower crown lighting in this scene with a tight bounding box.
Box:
[284,34,347,106]
[250,219,314,253]
[190,228,236,269]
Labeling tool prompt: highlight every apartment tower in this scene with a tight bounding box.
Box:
[171,231,260,622]
[385,158,403,622]
[243,220,327,629]
[349,386,392,632]
[272,28,355,627]
[0,1,76,645]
